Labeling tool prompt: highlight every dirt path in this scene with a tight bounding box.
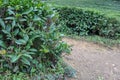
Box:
[62,38,120,80]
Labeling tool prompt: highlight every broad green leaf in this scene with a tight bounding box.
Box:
[33,15,41,21]
[21,57,31,65]
[23,34,29,42]
[2,29,11,38]
[2,30,10,34]
[5,17,15,20]
[13,29,19,36]
[0,18,5,29]
[22,54,32,59]
[8,9,15,15]
[17,24,26,33]
[0,40,6,48]
[15,39,26,45]
[29,48,37,52]
[6,25,11,32]
[10,55,21,63]
[12,20,16,28]
[22,7,33,15]
[19,18,27,22]
[26,51,35,55]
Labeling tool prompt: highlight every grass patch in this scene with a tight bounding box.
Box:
[66,34,120,47]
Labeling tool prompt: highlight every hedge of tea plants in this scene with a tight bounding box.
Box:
[57,7,120,39]
[0,0,70,75]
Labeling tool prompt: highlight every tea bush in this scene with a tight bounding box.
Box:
[57,7,120,39]
[0,0,70,74]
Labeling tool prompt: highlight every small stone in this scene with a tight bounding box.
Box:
[113,67,117,71]
[112,64,115,67]
[105,62,109,65]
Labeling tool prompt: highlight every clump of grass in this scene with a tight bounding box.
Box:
[66,34,120,47]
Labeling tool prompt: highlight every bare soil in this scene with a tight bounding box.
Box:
[62,38,120,80]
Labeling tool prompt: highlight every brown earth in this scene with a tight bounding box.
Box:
[62,38,120,80]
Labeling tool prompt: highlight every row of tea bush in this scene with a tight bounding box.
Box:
[57,7,120,39]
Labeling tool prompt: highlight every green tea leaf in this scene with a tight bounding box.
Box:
[21,57,31,65]
[0,40,6,48]
[29,48,37,52]
[11,55,21,63]
[8,9,15,15]
[5,17,15,20]
[22,7,33,14]
[23,34,29,42]
[12,20,16,28]
[22,54,32,59]
[0,18,5,29]
[13,29,19,36]
[15,39,26,45]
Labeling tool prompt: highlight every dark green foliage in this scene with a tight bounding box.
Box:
[0,0,70,74]
[57,7,120,39]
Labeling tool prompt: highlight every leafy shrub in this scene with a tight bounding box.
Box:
[57,7,120,39]
[0,0,70,74]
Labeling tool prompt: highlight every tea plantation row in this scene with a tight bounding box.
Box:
[56,7,120,39]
